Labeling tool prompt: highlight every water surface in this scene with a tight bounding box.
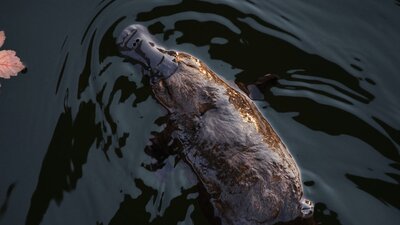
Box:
[0,0,399,225]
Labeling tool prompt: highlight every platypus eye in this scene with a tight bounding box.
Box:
[150,70,163,84]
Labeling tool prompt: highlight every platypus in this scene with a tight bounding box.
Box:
[116,24,313,225]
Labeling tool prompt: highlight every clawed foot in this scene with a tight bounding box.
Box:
[300,198,314,218]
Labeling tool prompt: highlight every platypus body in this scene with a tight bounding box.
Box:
[117,24,313,225]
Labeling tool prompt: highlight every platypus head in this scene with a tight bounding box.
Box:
[116,24,211,113]
[117,24,178,83]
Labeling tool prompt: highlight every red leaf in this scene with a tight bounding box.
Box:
[0,50,25,79]
[0,31,4,48]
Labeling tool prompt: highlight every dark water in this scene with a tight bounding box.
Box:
[1,0,399,224]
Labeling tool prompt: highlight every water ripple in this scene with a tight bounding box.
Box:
[21,0,400,225]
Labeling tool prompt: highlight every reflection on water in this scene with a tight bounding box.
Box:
[0,0,399,225]
[312,203,341,225]
[26,100,102,225]
[0,183,16,220]
[346,173,400,209]
[109,181,210,225]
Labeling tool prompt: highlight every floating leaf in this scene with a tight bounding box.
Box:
[0,31,25,79]
[0,31,5,48]
[0,50,25,79]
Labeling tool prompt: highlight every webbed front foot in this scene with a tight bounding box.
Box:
[300,198,314,218]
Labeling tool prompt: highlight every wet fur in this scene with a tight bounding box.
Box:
[152,53,304,224]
